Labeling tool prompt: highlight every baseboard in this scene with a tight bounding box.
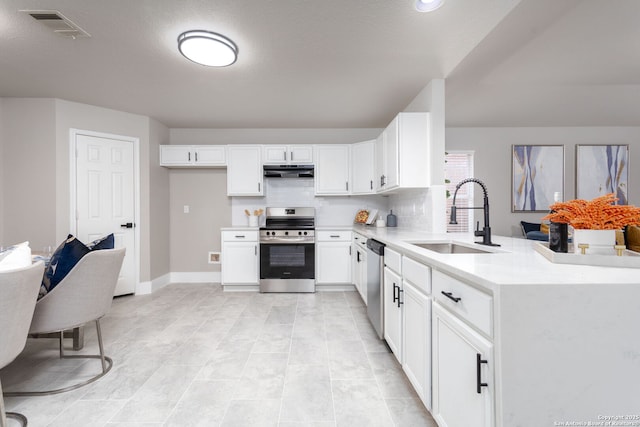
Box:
[136,272,221,295]
[315,284,357,292]
[170,271,221,284]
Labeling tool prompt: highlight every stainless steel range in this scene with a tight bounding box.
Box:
[259,207,315,293]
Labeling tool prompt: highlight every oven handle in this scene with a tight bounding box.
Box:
[260,238,315,244]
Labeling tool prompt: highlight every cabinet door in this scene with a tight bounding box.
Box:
[160,145,193,166]
[375,134,385,191]
[403,281,432,410]
[193,146,226,166]
[315,145,351,195]
[383,267,403,363]
[289,145,313,164]
[353,246,368,303]
[432,303,493,427]
[263,145,288,164]
[383,116,399,190]
[316,241,352,284]
[351,140,375,194]
[222,242,258,284]
[227,145,263,196]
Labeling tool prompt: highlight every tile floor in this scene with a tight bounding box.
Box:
[1,283,437,426]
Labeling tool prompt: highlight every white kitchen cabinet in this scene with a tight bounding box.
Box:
[351,140,376,194]
[221,230,259,287]
[263,145,313,164]
[383,266,403,363]
[432,302,493,427]
[352,232,368,303]
[226,145,263,196]
[376,112,430,193]
[403,280,431,410]
[160,145,226,167]
[314,145,351,195]
[316,231,352,284]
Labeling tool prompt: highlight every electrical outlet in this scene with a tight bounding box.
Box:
[208,252,221,264]
[183,205,190,213]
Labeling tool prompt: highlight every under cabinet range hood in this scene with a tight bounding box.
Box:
[263,164,314,178]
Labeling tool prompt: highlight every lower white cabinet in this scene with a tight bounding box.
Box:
[403,280,432,411]
[383,266,403,362]
[221,230,259,286]
[352,234,368,303]
[316,231,352,284]
[432,302,494,427]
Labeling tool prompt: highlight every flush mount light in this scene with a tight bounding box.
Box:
[177,30,238,67]
[415,0,445,12]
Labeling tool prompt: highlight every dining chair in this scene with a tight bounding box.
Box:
[0,261,44,427]
[4,248,125,396]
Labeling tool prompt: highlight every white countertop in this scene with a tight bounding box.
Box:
[351,224,640,289]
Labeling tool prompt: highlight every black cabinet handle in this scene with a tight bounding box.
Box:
[397,288,403,308]
[195,152,198,162]
[235,235,245,238]
[370,180,373,190]
[356,252,361,262]
[188,152,191,162]
[392,283,398,303]
[441,291,461,303]
[477,353,488,394]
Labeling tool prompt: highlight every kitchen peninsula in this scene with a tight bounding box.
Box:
[353,225,640,427]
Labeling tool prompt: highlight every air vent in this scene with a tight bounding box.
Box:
[20,10,91,39]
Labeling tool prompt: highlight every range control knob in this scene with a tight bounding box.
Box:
[304,231,308,235]
[285,231,289,236]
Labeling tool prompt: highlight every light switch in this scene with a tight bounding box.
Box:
[183,205,190,213]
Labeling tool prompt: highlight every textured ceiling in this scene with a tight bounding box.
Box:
[1,0,636,129]
[0,0,520,128]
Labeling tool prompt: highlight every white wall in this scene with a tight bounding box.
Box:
[388,80,447,232]
[446,127,640,237]
[0,98,57,249]
[148,118,171,279]
[0,99,4,244]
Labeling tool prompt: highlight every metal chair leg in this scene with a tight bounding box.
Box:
[1,378,27,427]
[4,319,113,397]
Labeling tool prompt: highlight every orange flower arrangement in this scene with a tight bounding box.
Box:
[542,193,640,230]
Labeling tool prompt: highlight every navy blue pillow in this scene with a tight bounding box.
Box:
[39,235,90,299]
[88,233,114,250]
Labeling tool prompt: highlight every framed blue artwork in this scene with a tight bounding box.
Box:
[576,144,629,205]
[512,145,564,212]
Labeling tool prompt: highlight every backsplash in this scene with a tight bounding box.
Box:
[231,178,388,227]
[388,186,446,232]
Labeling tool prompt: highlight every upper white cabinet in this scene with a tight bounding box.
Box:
[160,145,226,167]
[377,112,430,193]
[314,145,351,195]
[263,145,313,164]
[351,140,376,195]
[226,145,263,196]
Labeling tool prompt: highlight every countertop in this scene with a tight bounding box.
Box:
[351,224,640,290]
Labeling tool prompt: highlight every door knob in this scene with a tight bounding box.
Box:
[120,222,134,228]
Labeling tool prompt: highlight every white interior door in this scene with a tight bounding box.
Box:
[74,132,137,296]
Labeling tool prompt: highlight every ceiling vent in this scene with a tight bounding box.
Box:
[20,10,91,39]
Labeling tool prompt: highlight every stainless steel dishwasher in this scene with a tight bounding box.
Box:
[366,238,385,339]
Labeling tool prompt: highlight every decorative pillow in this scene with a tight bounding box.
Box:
[520,221,541,236]
[0,241,32,271]
[39,235,90,299]
[88,233,115,250]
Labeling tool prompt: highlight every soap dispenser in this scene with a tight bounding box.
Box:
[386,210,397,227]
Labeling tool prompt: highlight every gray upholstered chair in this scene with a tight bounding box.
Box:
[0,261,44,427]
[5,248,125,397]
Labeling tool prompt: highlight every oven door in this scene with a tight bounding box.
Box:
[260,242,315,280]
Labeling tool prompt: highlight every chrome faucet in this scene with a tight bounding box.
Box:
[449,178,500,247]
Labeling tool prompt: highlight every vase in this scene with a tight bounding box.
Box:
[572,229,616,254]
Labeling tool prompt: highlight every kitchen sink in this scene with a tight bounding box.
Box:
[410,242,496,254]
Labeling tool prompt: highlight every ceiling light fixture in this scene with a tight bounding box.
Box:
[177,30,238,67]
[415,0,445,12]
